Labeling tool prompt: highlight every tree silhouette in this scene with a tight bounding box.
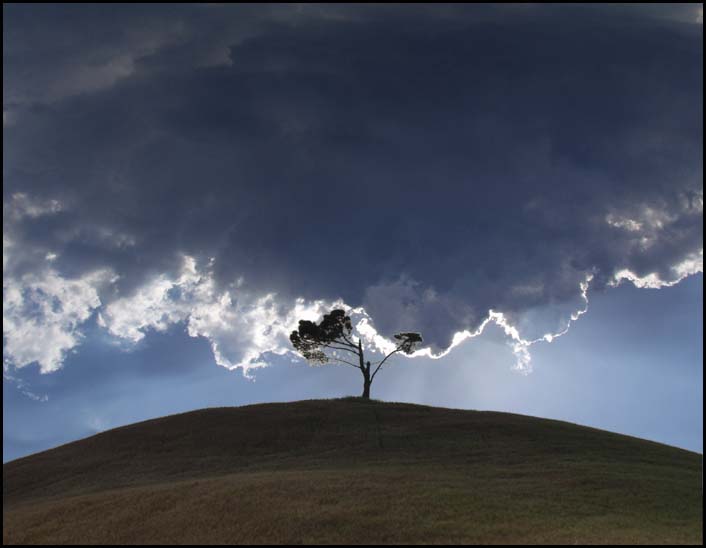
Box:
[289,309,422,399]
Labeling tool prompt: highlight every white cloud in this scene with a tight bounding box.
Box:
[98,256,445,375]
[3,267,114,373]
[188,293,336,374]
[398,274,594,373]
[3,251,701,381]
[605,199,703,253]
[4,193,63,221]
[612,250,703,289]
[354,313,397,356]
[99,255,339,375]
[606,214,642,232]
[98,258,199,343]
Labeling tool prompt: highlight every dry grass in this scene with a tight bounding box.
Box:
[3,398,703,544]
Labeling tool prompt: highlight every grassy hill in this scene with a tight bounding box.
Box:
[3,398,702,544]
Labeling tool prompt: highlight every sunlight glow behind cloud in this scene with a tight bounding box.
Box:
[5,249,700,380]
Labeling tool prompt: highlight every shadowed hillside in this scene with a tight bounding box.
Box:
[3,398,702,544]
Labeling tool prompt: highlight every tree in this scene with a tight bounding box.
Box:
[289,309,422,399]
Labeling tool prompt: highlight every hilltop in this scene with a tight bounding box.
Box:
[3,398,702,544]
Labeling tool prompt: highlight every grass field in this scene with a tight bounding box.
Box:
[3,398,702,544]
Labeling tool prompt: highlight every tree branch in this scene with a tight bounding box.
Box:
[370,346,402,381]
[340,331,358,348]
[321,342,360,356]
[326,356,361,369]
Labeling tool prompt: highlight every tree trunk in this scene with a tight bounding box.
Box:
[362,373,371,399]
[358,340,371,399]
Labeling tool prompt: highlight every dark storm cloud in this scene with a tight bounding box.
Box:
[3,4,702,354]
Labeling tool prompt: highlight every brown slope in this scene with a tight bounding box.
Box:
[3,398,703,544]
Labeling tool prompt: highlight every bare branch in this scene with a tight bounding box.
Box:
[326,356,361,369]
[370,346,402,381]
[340,331,359,348]
[321,342,360,356]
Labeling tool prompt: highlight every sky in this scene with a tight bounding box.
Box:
[3,4,703,461]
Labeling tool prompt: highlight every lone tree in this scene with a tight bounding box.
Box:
[289,309,422,399]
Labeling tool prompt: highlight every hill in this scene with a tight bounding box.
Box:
[3,398,702,544]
